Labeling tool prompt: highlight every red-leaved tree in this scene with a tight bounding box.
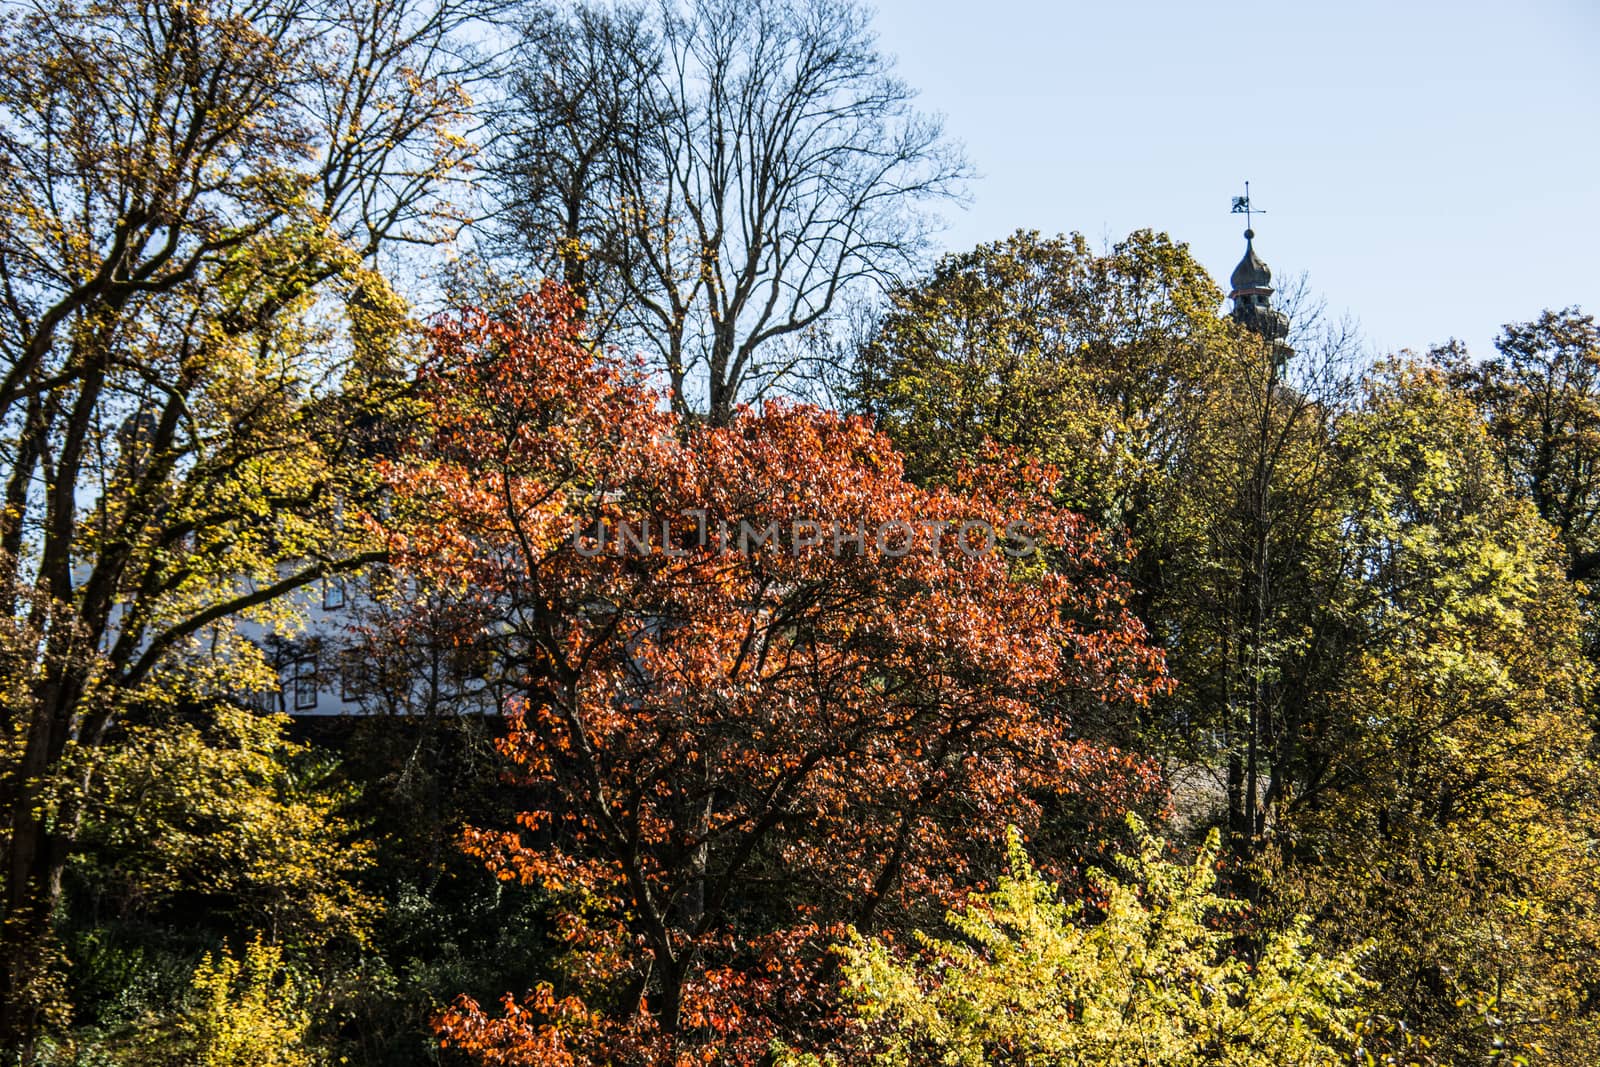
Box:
[382,284,1170,1064]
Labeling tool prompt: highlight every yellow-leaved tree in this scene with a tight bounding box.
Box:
[75,705,377,956]
[0,0,480,1044]
[180,937,316,1067]
[797,820,1366,1067]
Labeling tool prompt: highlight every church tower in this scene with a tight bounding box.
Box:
[1228,226,1290,348]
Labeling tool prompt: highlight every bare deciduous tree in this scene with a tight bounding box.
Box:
[490,0,967,423]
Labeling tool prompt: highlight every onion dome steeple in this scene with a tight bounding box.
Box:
[1230,228,1272,296]
[1227,226,1289,346]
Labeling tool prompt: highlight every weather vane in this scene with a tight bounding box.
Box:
[1231,181,1264,230]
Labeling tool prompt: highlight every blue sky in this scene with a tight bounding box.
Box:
[867,0,1599,360]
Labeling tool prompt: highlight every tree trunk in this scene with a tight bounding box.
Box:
[0,683,78,1049]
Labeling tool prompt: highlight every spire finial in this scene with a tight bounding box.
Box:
[1231,181,1265,234]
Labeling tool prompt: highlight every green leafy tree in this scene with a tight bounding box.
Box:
[1278,357,1600,1064]
[851,228,1241,764]
[1444,307,1600,662]
[1444,308,1600,576]
[853,229,1227,531]
[854,230,1358,867]
[806,819,1366,1067]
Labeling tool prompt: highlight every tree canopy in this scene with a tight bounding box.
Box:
[1,1,1598,1063]
[389,284,1169,1064]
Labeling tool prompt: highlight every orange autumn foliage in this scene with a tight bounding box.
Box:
[384,284,1171,1064]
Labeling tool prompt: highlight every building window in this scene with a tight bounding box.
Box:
[292,655,319,711]
[340,652,362,702]
[322,577,346,610]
